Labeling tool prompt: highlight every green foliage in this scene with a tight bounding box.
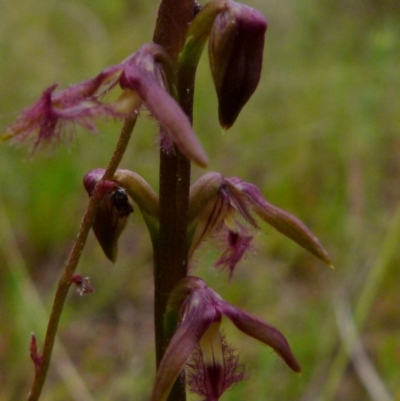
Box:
[1,0,400,400]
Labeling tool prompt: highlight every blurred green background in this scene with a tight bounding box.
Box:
[0,0,399,400]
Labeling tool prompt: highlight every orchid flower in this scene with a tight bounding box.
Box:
[83,168,159,261]
[151,276,301,401]
[189,172,332,276]
[1,44,208,167]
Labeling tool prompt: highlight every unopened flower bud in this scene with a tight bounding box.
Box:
[209,1,267,129]
[30,333,42,374]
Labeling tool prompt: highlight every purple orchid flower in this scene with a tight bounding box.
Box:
[189,173,332,276]
[2,44,208,167]
[151,276,300,401]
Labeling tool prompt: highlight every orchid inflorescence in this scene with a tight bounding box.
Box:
[2,0,332,400]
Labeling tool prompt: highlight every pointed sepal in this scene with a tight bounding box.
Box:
[188,173,332,270]
[225,177,333,266]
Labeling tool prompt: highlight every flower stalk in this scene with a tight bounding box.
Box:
[27,115,137,401]
[152,1,198,400]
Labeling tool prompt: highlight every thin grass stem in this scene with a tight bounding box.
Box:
[319,203,400,401]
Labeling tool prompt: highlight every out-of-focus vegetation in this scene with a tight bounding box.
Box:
[1,0,399,400]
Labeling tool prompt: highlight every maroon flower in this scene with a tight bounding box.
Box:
[188,173,332,276]
[83,168,161,260]
[151,276,300,401]
[2,44,208,167]
[83,169,134,262]
[2,65,126,148]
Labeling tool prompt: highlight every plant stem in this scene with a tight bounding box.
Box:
[152,1,196,401]
[27,116,137,401]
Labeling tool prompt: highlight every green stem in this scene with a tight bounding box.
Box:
[152,1,196,401]
[27,116,137,401]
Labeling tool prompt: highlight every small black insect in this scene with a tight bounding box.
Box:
[109,188,134,217]
[194,1,202,16]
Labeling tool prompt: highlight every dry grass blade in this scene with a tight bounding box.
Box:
[333,298,392,401]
